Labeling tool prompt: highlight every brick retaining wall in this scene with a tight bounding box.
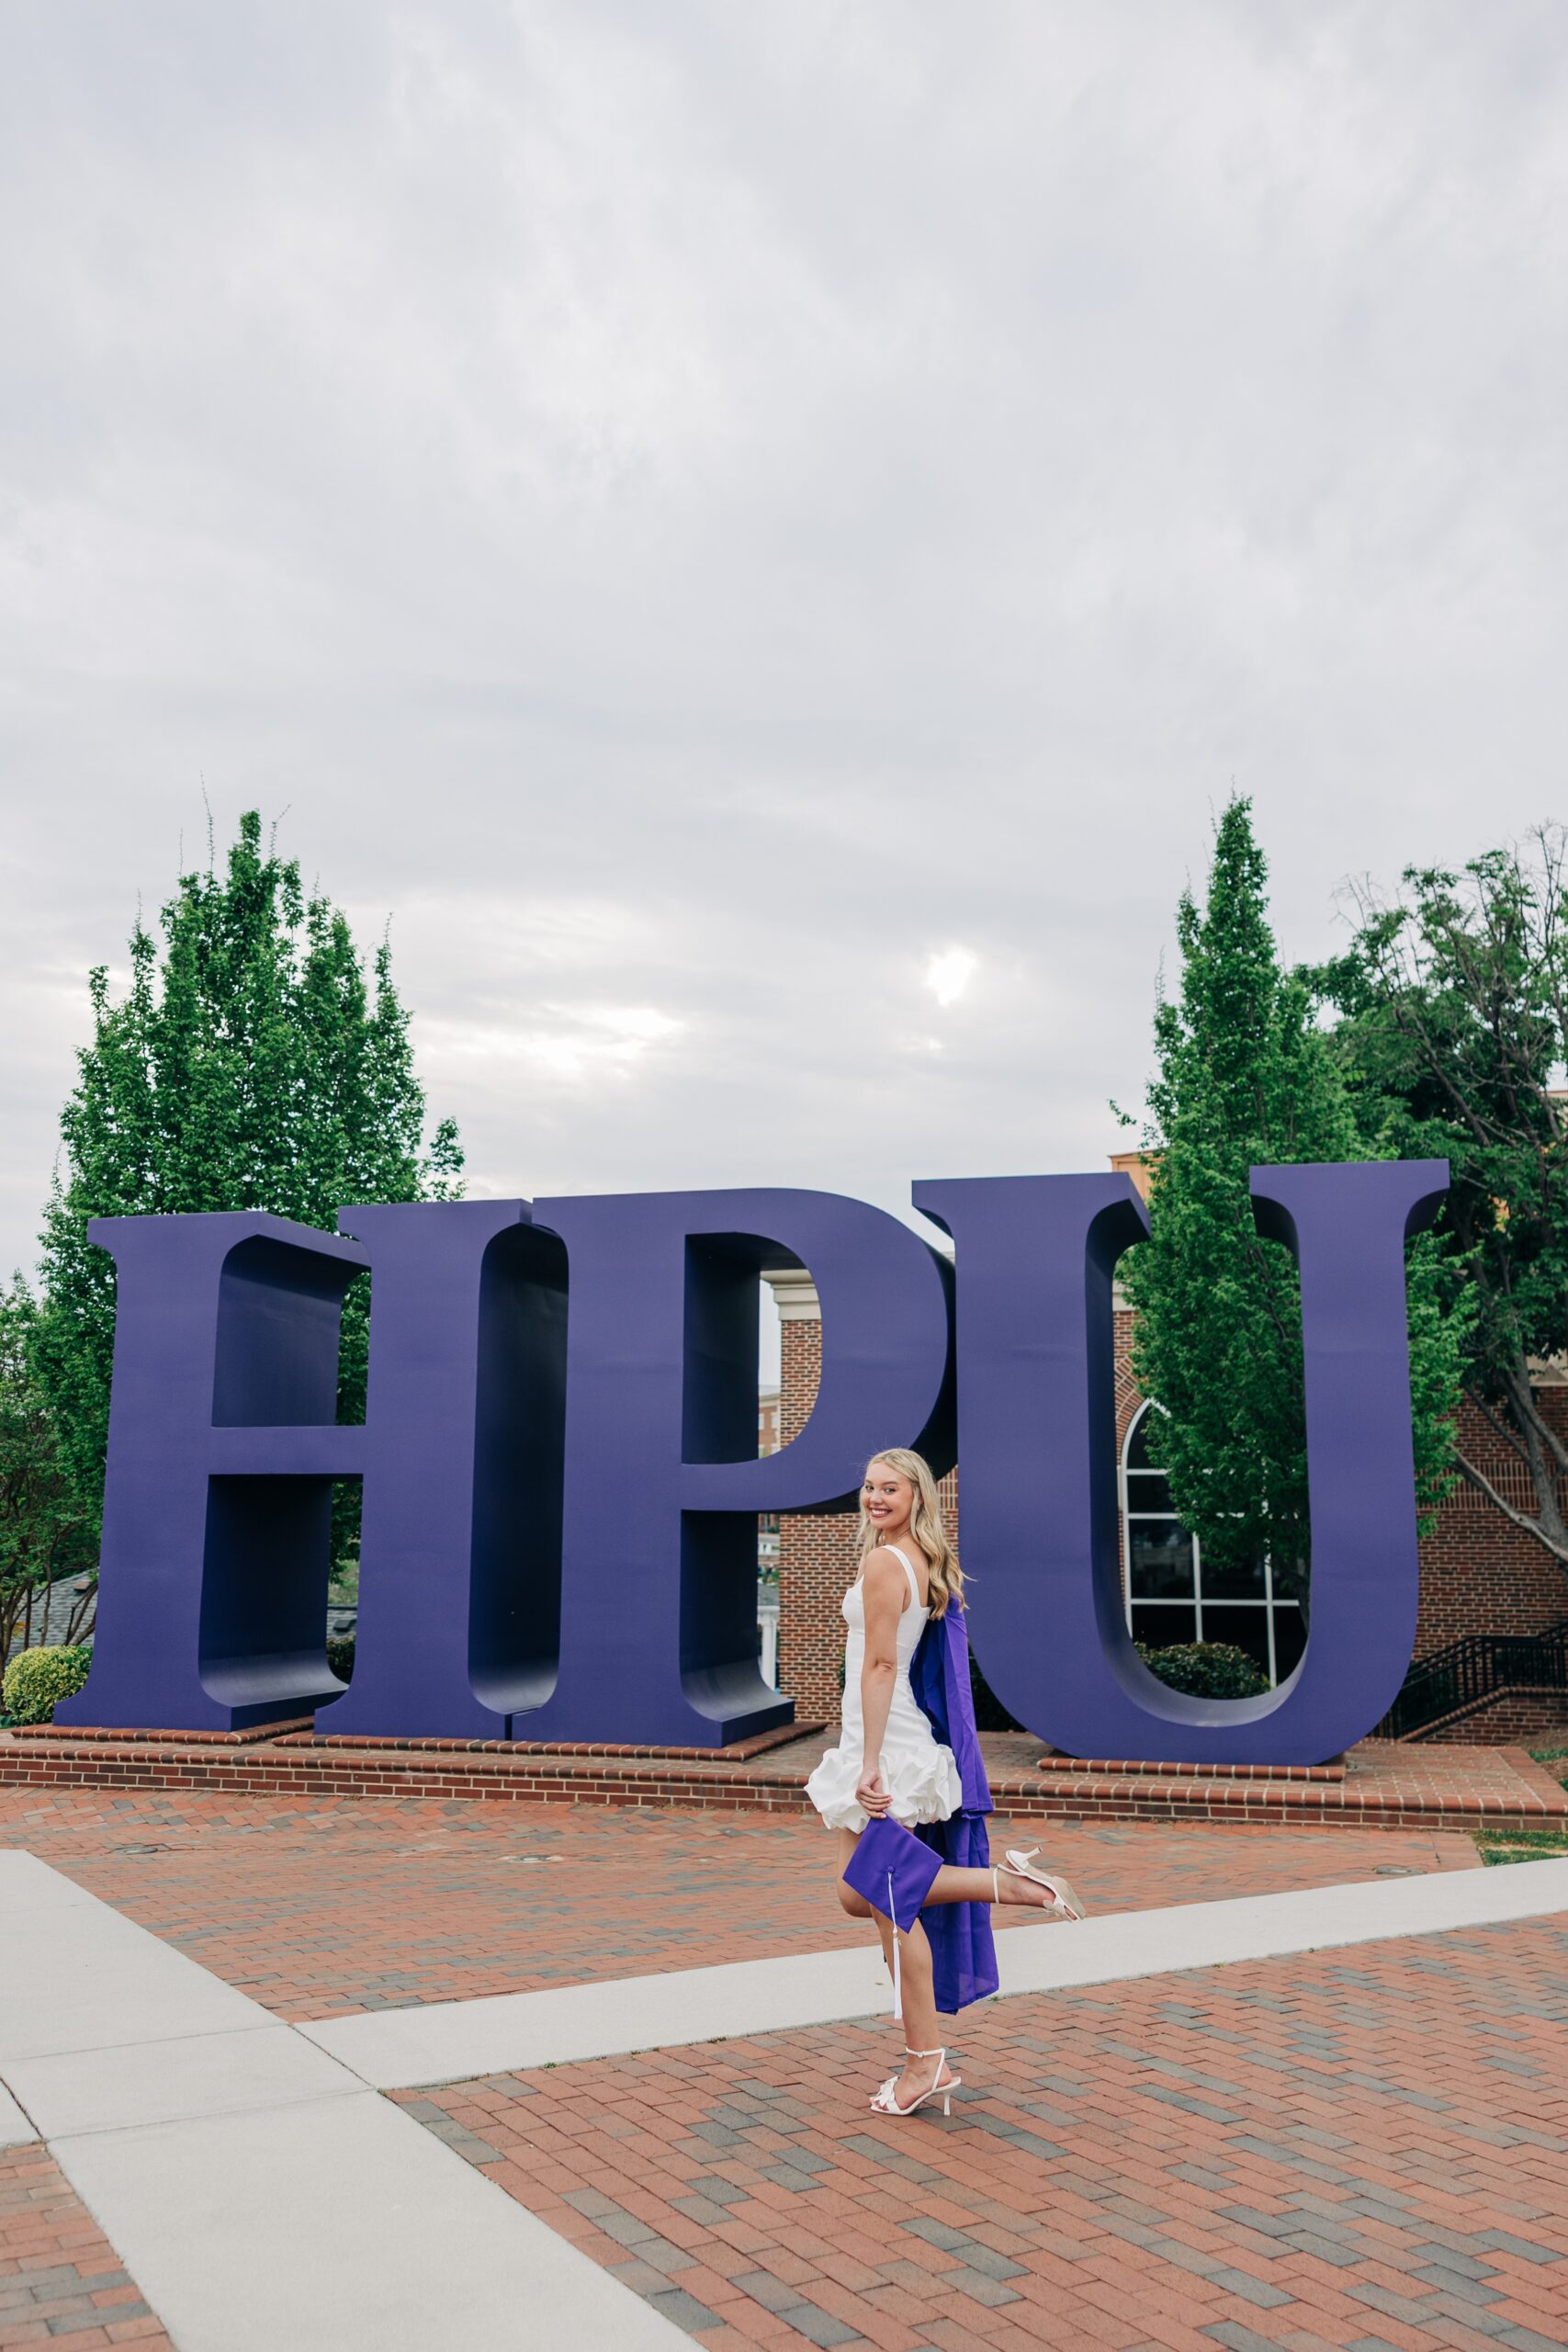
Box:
[1,1725,1562,1834]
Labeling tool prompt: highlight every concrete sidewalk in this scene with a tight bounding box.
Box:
[0,1852,688,2352]
[4,1846,1567,2349]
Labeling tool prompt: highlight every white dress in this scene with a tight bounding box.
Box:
[805,1543,963,1833]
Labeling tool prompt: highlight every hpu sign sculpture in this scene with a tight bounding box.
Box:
[59,1159,1449,1766]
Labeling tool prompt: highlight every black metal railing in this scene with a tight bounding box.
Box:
[1376,1618,1568,1739]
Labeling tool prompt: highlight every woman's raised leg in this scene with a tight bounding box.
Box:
[922,1861,1076,1912]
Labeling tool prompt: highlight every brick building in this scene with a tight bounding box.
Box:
[763,1161,1568,1747]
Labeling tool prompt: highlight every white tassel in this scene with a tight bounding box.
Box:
[887,1868,901,2018]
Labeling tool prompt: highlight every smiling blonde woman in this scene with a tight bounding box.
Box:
[806,1448,1088,2118]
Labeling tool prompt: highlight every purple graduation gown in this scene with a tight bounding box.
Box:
[840,1600,999,2014]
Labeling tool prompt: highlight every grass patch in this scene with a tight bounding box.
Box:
[1475,1826,1568,1866]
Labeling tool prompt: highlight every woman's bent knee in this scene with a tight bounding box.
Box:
[836,1879,873,1919]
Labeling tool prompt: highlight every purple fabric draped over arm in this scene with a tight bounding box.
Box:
[909,1600,998,2012]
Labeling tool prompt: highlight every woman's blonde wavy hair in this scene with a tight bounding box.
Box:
[856,1448,964,1617]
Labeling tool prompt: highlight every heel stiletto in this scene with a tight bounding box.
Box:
[869,2046,961,2118]
[993,1863,1072,1919]
[1000,1849,1088,1919]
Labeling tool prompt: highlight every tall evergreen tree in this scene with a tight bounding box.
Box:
[33,811,463,1549]
[1118,798,1463,1616]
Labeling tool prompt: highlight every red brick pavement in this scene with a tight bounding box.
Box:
[394,1916,1568,2352]
[0,2144,171,2348]
[0,1783,1478,2024]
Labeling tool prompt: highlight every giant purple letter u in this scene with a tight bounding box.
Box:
[915,1159,1449,1765]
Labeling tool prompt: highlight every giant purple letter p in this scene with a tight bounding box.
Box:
[516,1188,953,1747]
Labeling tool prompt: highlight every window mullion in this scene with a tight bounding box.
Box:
[1192,1529,1203,1643]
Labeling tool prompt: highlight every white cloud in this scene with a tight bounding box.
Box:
[2,3,1567,1261]
[584,1006,682,1045]
[924,948,977,1010]
[423,1002,683,1086]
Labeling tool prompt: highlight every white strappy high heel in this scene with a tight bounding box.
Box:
[870,2047,960,2118]
[997,1850,1087,1920]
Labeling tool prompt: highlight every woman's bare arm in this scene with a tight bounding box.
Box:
[855,1549,907,1818]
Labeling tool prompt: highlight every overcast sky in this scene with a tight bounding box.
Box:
[3,1,1567,1284]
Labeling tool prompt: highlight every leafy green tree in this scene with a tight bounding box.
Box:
[1315,828,1568,1574]
[0,1275,97,1658]
[1118,798,1465,1620]
[33,811,463,1560]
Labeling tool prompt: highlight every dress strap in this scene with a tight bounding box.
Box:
[886,1543,923,1611]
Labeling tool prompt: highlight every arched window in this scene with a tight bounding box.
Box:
[1120,1403,1304,1684]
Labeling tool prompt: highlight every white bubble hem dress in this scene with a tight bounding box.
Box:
[805,1544,963,1834]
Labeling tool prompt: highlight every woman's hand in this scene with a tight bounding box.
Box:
[856,1762,892,1818]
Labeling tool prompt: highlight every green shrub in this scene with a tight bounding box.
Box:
[970,1641,1267,1727]
[1135,1641,1269,1700]
[2,1643,93,1725]
[326,1635,355,1684]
